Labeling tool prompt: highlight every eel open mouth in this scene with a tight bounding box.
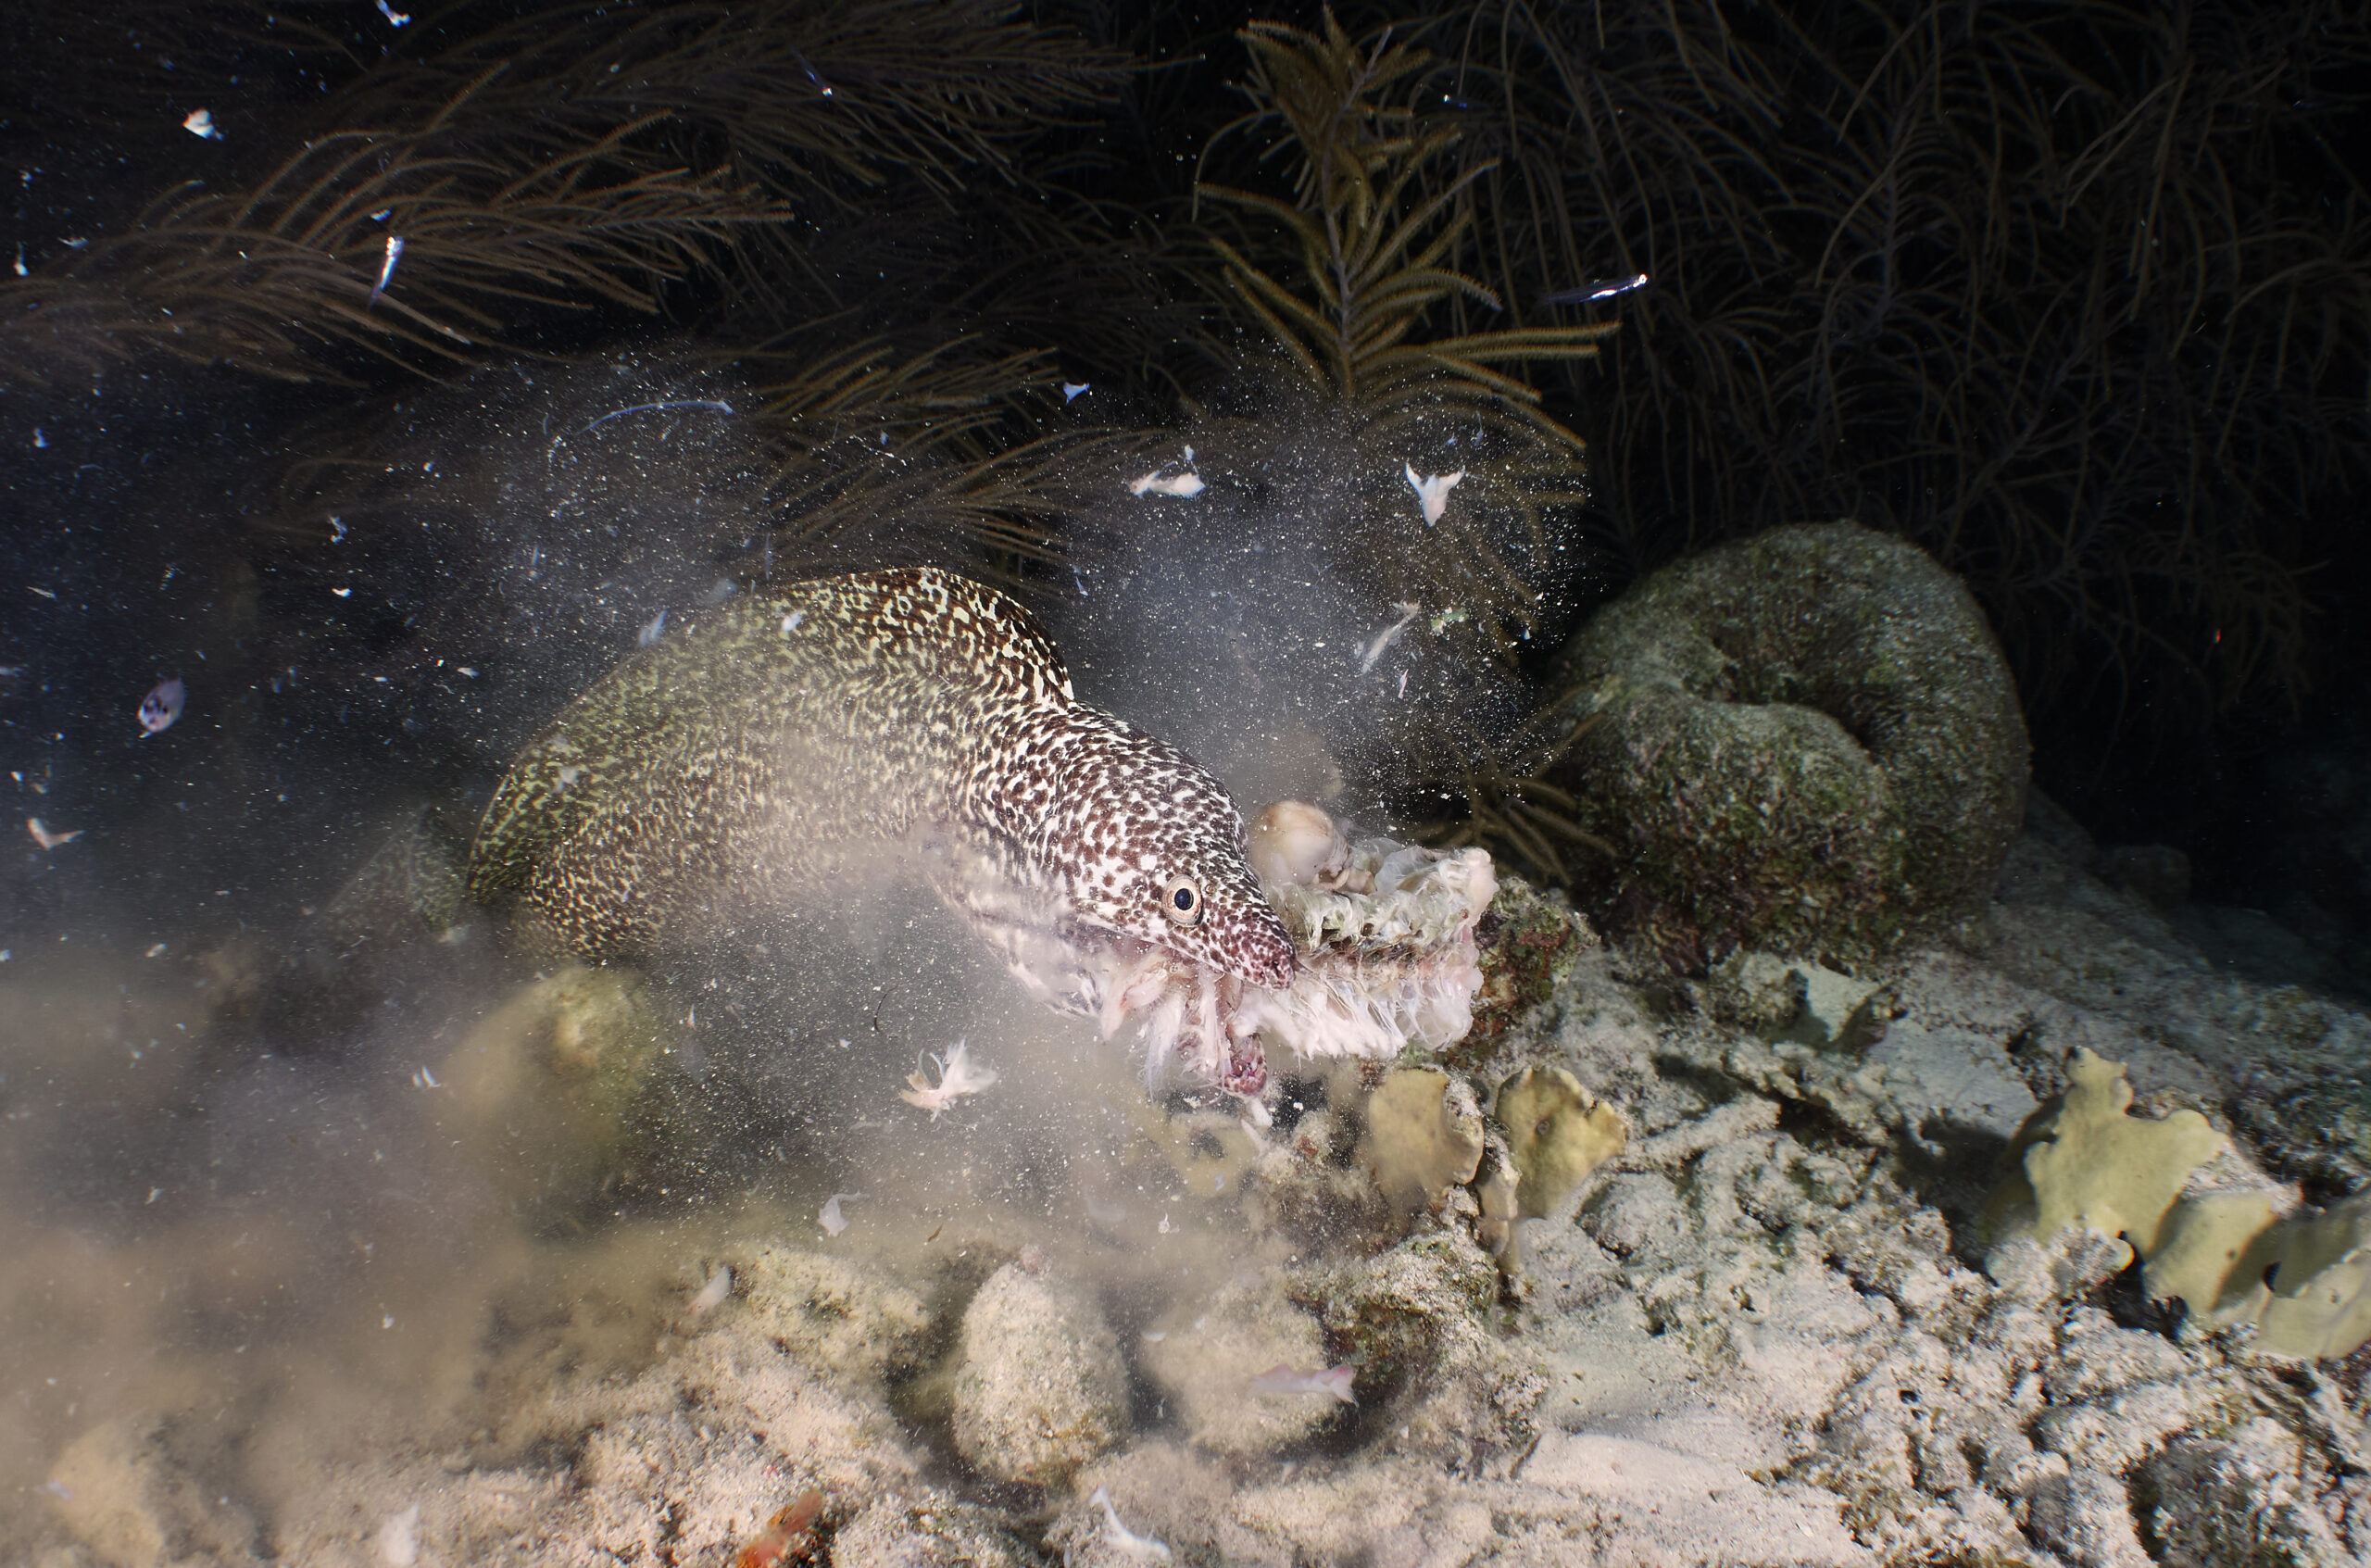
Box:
[969,802,1497,1098]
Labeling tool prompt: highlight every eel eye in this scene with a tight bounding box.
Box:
[1161,876,1203,925]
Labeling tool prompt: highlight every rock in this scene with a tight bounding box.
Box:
[1297,1227,1542,1467]
[735,1245,932,1392]
[2024,1460,2155,1568]
[832,1498,1042,1567]
[950,1263,1129,1486]
[44,1415,257,1568]
[436,964,667,1210]
[1139,1275,1340,1456]
[1541,520,2028,965]
[2141,1424,2353,1568]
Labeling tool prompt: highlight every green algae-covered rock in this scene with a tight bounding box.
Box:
[1545,521,2028,965]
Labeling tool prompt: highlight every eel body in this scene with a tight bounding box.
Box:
[466,569,1297,1083]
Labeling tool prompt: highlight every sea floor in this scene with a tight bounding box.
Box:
[7,801,2371,1567]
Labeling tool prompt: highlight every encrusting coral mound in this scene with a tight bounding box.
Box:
[1542,521,2030,965]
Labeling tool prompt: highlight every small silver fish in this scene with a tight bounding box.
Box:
[138,677,184,735]
[368,234,404,309]
[1245,1362,1358,1404]
[1538,271,1649,307]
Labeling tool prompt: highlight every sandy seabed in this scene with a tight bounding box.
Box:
[7,800,2371,1568]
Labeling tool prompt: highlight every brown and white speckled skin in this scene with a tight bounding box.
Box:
[466,568,1295,1008]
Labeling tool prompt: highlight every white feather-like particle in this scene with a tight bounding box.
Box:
[900,1040,999,1119]
[1403,463,1465,524]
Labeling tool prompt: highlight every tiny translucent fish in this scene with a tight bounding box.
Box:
[138,677,184,735]
[182,108,221,141]
[1403,463,1464,524]
[819,1192,862,1236]
[27,817,82,849]
[1089,1486,1173,1563]
[900,1040,998,1120]
[368,234,404,309]
[1355,602,1420,675]
[1538,271,1649,307]
[638,608,667,646]
[1061,382,1090,402]
[1246,1362,1358,1404]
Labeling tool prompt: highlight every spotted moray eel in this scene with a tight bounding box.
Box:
[466,568,1296,1087]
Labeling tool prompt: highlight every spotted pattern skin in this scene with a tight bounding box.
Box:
[467,568,1296,995]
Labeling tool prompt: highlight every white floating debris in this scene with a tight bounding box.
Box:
[457,666,477,677]
[637,608,667,646]
[145,943,167,959]
[27,817,82,849]
[899,1040,998,1120]
[182,108,222,141]
[377,1502,419,1566]
[1089,1486,1173,1562]
[1061,382,1090,402]
[332,587,352,597]
[374,0,411,26]
[688,1264,733,1315]
[1403,463,1464,524]
[1128,446,1206,498]
[411,1065,441,1089]
[138,677,184,735]
[781,610,805,633]
[819,1192,862,1236]
[1128,470,1205,498]
[32,427,45,448]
